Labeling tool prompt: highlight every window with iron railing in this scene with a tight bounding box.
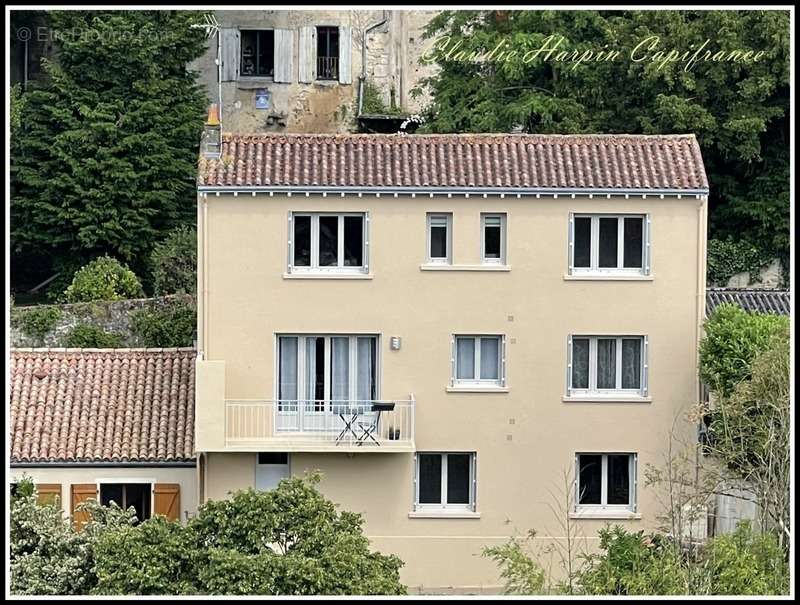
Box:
[316,26,339,80]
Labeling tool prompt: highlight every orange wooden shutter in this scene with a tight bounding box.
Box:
[153,484,181,521]
[36,483,62,507]
[71,484,98,530]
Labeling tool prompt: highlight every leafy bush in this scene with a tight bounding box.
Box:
[151,226,197,296]
[89,474,406,595]
[576,526,689,595]
[705,521,788,595]
[62,324,123,348]
[62,256,143,303]
[16,305,62,343]
[130,297,196,347]
[706,238,772,287]
[11,478,136,595]
[699,304,789,396]
[482,530,547,594]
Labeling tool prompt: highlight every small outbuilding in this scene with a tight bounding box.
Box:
[10,347,197,525]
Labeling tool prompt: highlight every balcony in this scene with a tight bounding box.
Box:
[224,398,415,452]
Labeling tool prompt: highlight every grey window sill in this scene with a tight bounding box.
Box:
[447,386,510,393]
[564,273,653,281]
[563,396,652,404]
[408,511,481,519]
[283,272,373,280]
[237,77,276,89]
[570,510,642,520]
[421,264,511,272]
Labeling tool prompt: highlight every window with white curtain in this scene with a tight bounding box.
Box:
[452,335,504,387]
[481,213,506,264]
[289,213,367,273]
[568,335,647,397]
[570,214,648,275]
[575,453,637,512]
[277,335,378,413]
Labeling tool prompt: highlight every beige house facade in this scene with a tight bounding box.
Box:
[195,132,709,593]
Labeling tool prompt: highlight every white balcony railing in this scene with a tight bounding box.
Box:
[225,398,415,451]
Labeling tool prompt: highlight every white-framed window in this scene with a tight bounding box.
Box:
[288,213,368,273]
[481,213,506,264]
[414,452,477,513]
[451,335,505,388]
[426,213,452,264]
[276,334,379,412]
[575,453,637,512]
[569,214,649,275]
[567,335,647,397]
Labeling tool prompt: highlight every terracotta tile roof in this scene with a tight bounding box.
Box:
[10,348,196,464]
[706,288,791,316]
[198,133,709,192]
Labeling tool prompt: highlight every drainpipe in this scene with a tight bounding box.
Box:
[358,10,388,116]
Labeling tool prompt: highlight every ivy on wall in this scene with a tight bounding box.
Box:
[706,239,774,287]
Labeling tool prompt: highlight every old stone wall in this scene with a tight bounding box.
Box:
[190,10,439,134]
[10,294,194,348]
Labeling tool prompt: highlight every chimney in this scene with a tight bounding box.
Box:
[201,103,221,158]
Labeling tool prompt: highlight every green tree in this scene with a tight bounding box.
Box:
[62,255,144,303]
[11,11,208,285]
[699,303,788,396]
[11,478,136,595]
[150,226,197,295]
[92,474,406,595]
[130,297,196,347]
[416,10,790,266]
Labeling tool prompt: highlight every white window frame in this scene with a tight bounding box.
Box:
[575,453,637,513]
[452,335,505,388]
[413,452,477,513]
[426,213,452,264]
[275,334,381,407]
[567,335,647,397]
[481,213,507,265]
[569,214,649,275]
[288,212,368,274]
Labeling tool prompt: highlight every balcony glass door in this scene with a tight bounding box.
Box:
[277,335,378,432]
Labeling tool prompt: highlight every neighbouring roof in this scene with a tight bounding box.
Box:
[198,133,709,193]
[706,288,791,316]
[10,348,196,465]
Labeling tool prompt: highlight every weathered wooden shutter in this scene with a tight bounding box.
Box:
[71,484,98,530]
[338,26,352,84]
[36,483,62,507]
[220,28,240,82]
[153,484,181,521]
[273,29,294,83]
[298,26,315,83]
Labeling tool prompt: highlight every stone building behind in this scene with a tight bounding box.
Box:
[190,9,439,134]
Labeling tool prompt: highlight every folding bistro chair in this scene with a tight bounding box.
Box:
[356,402,395,446]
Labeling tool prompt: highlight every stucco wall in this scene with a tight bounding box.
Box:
[190,10,438,134]
[197,192,707,590]
[11,466,198,521]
